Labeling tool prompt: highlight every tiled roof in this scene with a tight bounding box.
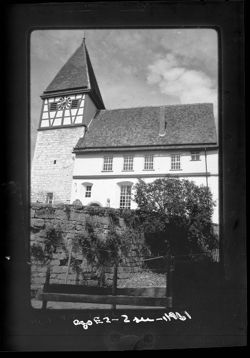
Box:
[43,41,105,108]
[85,48,105,109]
[74,103,217,151]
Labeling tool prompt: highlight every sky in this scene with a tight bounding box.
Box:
[30,29,218,159]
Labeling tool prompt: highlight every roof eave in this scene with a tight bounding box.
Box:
[41,87,91,99]
[73,143,219,154]
[41,87,105,108]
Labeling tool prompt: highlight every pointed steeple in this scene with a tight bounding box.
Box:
[43,40,105,109]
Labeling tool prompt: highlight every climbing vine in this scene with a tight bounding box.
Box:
[30,222,64,264]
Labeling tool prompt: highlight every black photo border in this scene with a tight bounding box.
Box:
[1,0,246,352]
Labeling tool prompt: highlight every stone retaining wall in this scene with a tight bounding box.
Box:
[30,204,145,294]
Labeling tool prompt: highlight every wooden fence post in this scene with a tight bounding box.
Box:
[42,263,50,310]
[65,237,73,284]
[112,263,118,310]
[166,255,174,308]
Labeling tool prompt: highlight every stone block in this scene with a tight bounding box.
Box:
[87,280,98,287]
[119,218,126,227]
[118,273,130,280]
[38,272,46,277]
[56,273,67,280]
[60,222,76,232]
[31,209,36,218]
[50,279,58,284]
[70,211,85,222]
[117,279,127,287]
[121,267,133,273]
[52,266,67,274]
[32,277,45,284]
[51,259,60,266]
[31,218,45,229]
[67,279,76,284]
[118,267,132,274]
[35,207,55,219]
[31,234,45,244]
[76,224,84,231]
[54,209,68,220]
[105,273,114,280]
[97,216,110,225]
[82,273,92,280]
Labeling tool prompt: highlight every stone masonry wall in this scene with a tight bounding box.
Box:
[31,126,85,203]
[30,203,145,294]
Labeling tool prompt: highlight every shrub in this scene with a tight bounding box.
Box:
[133,178,218,260]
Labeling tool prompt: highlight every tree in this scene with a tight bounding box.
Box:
[133,178,218,260]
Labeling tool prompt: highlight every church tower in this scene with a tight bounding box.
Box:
[31,38,105,204]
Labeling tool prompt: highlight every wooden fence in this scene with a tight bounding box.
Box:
[37,255,175,310]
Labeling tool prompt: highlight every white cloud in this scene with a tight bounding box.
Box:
[147,53,218,118]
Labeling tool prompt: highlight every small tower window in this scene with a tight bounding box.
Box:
[53,160,56,164]
[49,102,57,111]
[71,99,79,109]
[46,192,53,204]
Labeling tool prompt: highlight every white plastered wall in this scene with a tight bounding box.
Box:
[71,150,219,223]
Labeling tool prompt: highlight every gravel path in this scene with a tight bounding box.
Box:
[118,271,166,288]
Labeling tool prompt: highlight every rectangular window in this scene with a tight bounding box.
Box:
[171,154,181,170]
[123,156,134,171]
[85,186,92,198]
[103,156,113,171]
[144,155,154,170]
[49,102,57,111]
[120,185,132,209]
[71,99,79,109]
[46,192,53,204]
[191,152,201,161]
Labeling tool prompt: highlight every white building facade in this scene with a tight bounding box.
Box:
[71,149,218,223]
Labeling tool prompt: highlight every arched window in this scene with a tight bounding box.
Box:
[81,182,93,198]
[117,181,133,209]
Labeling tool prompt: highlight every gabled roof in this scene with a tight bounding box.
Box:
[43,40,105,109]
[74,103,217,152]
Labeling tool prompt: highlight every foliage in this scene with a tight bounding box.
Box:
[64,204,71,220]
[70,257,82,274]
[72,199,83,207]
[134,178,214,219]
[118,208,144,228]
[119,227,151,260]
[30,243,47,264]
[81,222,125,264]
[133,178,218,259]
[30,223,63,264]
[88,202,101,207]
[75,220,131,286]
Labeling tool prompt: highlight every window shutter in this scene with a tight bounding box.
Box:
[49,102,57,111]
[71,99,79,109]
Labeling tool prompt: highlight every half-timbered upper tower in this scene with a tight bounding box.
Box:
[31,39,105,203]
